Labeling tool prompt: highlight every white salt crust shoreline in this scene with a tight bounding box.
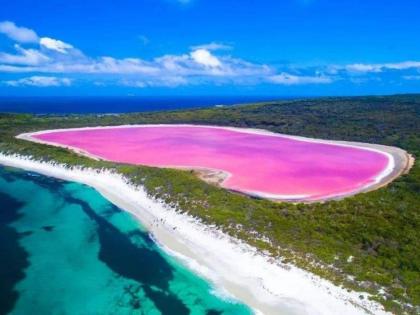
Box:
[17,124,410,202]
[0,154,391,315]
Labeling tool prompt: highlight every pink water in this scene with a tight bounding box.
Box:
[33,125,390,200]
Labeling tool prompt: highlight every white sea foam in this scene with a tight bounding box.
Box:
[0,153,391,315]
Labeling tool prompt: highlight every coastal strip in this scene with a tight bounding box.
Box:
[0,153,391,315]
[17,124,413,202]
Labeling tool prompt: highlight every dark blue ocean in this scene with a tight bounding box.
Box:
[0,96,287,114]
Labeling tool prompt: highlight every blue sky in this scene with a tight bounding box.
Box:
[1,0,420,96]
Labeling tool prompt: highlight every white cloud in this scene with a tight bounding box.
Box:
[155,54,189,72]
[0,65,40,72]
[269,73,333,85]
[4,76,72,87]
[0,21,328,87]
[155,51,271,80]
[384,61,420,70]
[345,61,420,73]
[345,63,382,73]
[0,51,272,87]
[191,42,232,51]
[2,21,419,89]
[0,44,49,65]
[40,37,74,53]
[0,21,39,43]
[190,49,222,68]
[89,57,160,74]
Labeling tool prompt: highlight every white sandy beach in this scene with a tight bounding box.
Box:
[0,153,391,315]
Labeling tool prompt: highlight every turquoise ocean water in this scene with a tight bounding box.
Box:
[0,166,252,315]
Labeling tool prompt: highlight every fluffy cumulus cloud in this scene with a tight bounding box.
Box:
[0,23,273,87]
[1,20,420,89]
[4,76,72,87]
[190,49,222,68]
[40,37,74,53]
[0,21,39,43]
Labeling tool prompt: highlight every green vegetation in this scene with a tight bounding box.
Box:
[1,94,419,314]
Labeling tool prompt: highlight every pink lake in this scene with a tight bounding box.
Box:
[33,125,391,200]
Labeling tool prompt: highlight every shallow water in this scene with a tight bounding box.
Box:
[0,166,252,315]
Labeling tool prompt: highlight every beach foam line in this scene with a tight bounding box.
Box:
[0,153,391,315]
[17,124,407,202]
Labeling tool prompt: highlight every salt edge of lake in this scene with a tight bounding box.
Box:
[17,124,412,202]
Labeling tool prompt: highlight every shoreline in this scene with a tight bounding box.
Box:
[17,124,413,202]
[0,153,391,315]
